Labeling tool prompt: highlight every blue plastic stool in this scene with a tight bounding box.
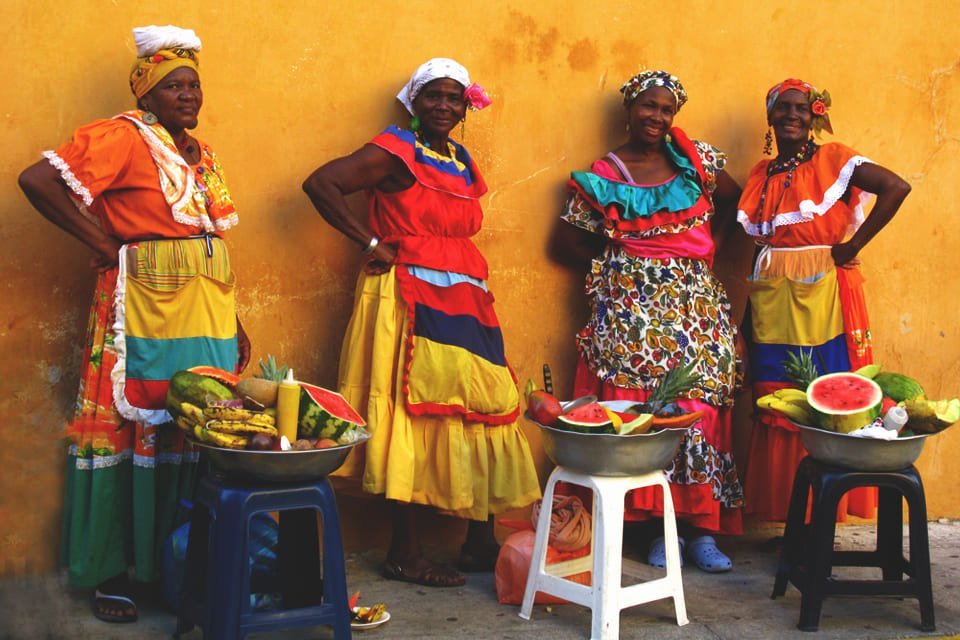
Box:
[175,475,352,639]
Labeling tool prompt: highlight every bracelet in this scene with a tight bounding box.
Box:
[361,236,380,255]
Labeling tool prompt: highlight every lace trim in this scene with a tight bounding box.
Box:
[42,150,94,207]
[212,212,239,232]
[109,248,173,426]
[737,155,874,237]
[68,445,132,470]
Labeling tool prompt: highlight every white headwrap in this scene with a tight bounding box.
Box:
[396,58,471,115]
[132,25,202,57]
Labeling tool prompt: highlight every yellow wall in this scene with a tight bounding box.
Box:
[2,0,959,576]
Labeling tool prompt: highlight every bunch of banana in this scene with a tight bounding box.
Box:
[176,402,279,449]
[756,387,815,425]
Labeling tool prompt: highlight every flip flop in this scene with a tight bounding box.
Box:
[382,558,466,588]
[686,535,733,573]
[93,590,138,623]
[647,536,685,569]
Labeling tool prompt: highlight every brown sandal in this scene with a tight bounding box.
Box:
[381,558,465,588]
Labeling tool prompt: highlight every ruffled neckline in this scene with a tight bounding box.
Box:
[571,141,702,219]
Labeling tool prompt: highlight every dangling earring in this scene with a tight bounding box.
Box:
[409,115,421,133]
[142,111,158,125]
[460,116,466,141]
[763,128,773,155]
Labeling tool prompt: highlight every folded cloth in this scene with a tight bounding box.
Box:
[530,494,591,552]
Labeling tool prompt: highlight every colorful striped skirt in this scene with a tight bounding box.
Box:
[333,267,540,521]
[61,237,236,587]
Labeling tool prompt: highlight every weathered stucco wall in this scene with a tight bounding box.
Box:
[2,0,959,576]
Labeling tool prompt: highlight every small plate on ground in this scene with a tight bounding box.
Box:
[351,607,390,630]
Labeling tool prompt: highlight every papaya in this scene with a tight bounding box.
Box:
[902,396,960,433]
[166,370,236,421]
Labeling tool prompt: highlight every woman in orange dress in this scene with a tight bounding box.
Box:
[18,26,248,622]
[737,79,910,522]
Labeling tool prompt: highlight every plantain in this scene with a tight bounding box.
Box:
[203,405,276,426]
[206,419,278,437]
[175,415,196,431]
[756,393,815,424]
[179,402,206,425]
[773,388,808,402]
[201,428,249,449]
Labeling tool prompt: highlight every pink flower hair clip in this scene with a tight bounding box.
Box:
[464,83,492,110]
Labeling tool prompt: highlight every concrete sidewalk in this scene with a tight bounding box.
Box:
[2,521,958,640]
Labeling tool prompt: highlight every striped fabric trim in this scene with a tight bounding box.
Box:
[371,126,486,197]
[407,265,487,291]
[751,336,851,383]
[124,336,238,380]
[413,306,506,366]
[68,445,133,470]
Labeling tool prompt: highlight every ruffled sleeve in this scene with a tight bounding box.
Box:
[42,119,140,207]
[737,142,875,238]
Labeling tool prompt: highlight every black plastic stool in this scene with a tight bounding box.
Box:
[772,456,935,632]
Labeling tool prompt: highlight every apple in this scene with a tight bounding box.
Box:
[315,438,339,449]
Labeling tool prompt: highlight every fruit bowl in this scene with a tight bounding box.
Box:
[790,421,931,471]
[189,432,370,483]
[527,400,688,477]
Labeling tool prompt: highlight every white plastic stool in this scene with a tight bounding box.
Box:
[519,466,688,640]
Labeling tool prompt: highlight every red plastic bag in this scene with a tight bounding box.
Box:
[494,529,592,605]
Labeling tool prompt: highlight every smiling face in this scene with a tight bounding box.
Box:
[626,86,676,145]
[412,78,467,138]
[768,88,812,146]
[138,66,202,133]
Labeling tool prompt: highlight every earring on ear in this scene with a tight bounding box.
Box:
[763,128,773,155]
[410,115,421,132]
[142,111,158,125]
[460,117,466,141]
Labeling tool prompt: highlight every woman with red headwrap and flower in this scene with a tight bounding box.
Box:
[553,70,746,572]
[18,25,249,622]
[737,79,911,522]
[303,58,539,588]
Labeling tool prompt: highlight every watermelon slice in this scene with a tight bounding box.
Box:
[806,372,883,433]
[298,382,367,442]
[555,403,615,434]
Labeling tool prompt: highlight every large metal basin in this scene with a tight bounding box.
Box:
[792,421,930,471]
[191,432,370,483]
[528,401,687,477]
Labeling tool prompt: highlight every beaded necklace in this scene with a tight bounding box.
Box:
[755,139,819,233]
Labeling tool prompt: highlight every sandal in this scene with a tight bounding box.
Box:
[92,590,138,623]
[382,557,466,588]
[647,536,685,569]
[686,535,733,573]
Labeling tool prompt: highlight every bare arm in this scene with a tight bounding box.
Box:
[831,162,911,267]
[302,145,410,271]
[18,160,122,270]
[710,169,743,253]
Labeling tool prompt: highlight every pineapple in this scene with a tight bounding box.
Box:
[643,360,703,416]
[236,354,290,408]
[782,349,821,389]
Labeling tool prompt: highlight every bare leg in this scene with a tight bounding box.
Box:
[382,501,465,587]
[459,515,500,572]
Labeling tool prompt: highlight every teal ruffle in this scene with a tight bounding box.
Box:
[571,143,703,218]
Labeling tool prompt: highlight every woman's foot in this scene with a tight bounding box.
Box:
[382,555,466,587]
[686,535,733,572]
[92,574,138,623]
[647,536,685,568]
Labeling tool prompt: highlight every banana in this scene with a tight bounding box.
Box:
[175,415,195,431]
[756,393,815,424]
[179,402,206,425]
[201,428,249,449]
[773,388,808,402]
[203,405,276,426]
[206,419,278,437]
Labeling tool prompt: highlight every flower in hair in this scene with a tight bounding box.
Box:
[464,83,492,110]
[808,88,833,135]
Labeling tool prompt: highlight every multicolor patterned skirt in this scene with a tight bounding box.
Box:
[61,237,235,587]
[333,267,540,521]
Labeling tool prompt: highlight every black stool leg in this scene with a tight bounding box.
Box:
[797,476,841,632]
[774,460,812,598]
[903,473,935,631]
[877,486,904,581]
[279,508,324,609]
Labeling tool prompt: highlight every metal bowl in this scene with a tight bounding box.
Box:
[190,432,370,483]
[527,400,687,477]
[791,421,930,471]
